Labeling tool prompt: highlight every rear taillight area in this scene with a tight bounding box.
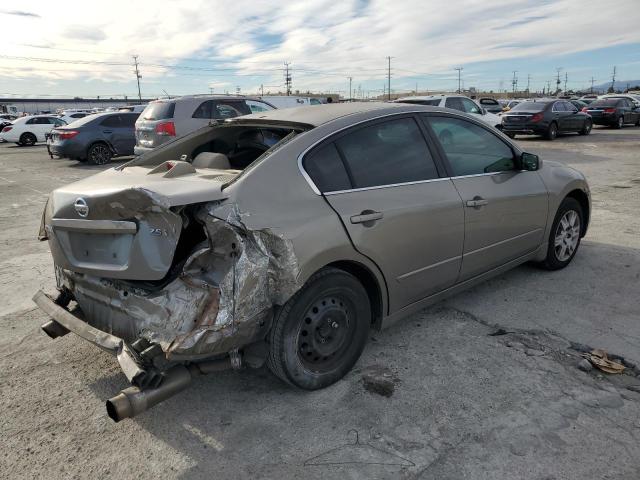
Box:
[2,126,12,133]
[530,113,544,122]
[58,130,79,140]
[603,108,616,114]
[581,107,588,113]
[155,121,176,136]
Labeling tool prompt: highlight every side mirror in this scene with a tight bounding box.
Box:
[521,152,540,171]
[481,107,487,115]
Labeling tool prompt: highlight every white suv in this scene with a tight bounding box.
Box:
[395,95,503,129]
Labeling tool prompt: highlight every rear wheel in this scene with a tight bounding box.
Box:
[540,197,583,270]
[615,116,624,129]
[19,132,37,146]
[579,119,592,135]
[544,122,558,141]
[267,267,371,390]
[87,143,112,165]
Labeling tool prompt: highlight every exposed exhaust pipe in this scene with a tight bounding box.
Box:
[106,357,236,422]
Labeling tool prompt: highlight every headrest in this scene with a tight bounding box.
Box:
[192,152,231,170]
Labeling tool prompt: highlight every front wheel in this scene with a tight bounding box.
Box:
[540,197,583,270]
[544,122,557,141]
[579,119,592,135]
[267,267,371,390]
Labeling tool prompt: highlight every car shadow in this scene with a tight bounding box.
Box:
[83,239,640,479]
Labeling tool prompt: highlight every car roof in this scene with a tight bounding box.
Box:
[228,102,463,127]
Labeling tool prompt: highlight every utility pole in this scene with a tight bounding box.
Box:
[546,80,552,95]
[284,62,292,96]
[526,74,531,93]
[564,72,568,93]
[555,67,562,94]
[611,66,617,92]
[386,56,392,100]
[512,70,518,95]
[590,77,595,94]
[455,67,463,94]
[209,87,214,94]
[132,55,142,102]
[348,76,352,101]
[260,84,264,96]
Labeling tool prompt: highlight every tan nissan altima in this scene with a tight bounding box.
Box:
[34,102,590,421]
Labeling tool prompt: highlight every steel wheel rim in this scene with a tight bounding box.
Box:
[297,294,355,373]
[25,134,35,145]
[585,121,592,133]
[91,145,110,164]
[554,210,580,262]
[550,124,557,139]
[618,116,623,128]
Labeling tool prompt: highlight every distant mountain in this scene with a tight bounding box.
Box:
[591,80,640,92]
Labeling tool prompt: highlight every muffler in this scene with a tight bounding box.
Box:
[106,357,236,422]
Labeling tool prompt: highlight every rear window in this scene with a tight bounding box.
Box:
[192,100,252,119]
[141,101,175,120]
[510,102,547,112]
[589,99,621,107]
[479,98,499,105]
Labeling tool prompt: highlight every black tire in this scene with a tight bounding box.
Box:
[505,132,516,139]
[615,116,624,129]
[87,142,112,165]
[267,267,371,390]
[635,115,640,127]
[579,119,592,135]
[540,197,583,270]
[20,132,37,146]
[544,122,558,141]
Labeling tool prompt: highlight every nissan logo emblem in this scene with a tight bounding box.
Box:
[74,198,89,218]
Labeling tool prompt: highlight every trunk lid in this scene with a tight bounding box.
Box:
[44,161,238,280]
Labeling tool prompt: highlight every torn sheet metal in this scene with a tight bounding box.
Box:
[56,200,302,359]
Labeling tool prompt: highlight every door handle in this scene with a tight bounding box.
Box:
[350,210,383,224]
[103,130,113,134]
[466,197,488,208]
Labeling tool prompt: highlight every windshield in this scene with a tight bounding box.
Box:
[141,101,176,120]
[510,102,547,112]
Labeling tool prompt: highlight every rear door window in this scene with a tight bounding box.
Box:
[246,99,275,113]
[303,143,351,193]
[424,115,515,176]
[444,97,465,112]
[192,100,252,119]
[335,117,439,188]
[552,102,566,112]
[101,115,123,127]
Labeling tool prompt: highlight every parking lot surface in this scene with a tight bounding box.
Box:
[1,126,640,479]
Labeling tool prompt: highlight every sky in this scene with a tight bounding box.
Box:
[1,0,639,99]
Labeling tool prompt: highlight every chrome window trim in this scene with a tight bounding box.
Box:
[323,177,451,196]
[298,110,468,195]
[296,109,517,196]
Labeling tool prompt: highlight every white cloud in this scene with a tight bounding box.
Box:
[1,0,639,94]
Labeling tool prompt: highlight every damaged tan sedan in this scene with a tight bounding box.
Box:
[34,102,590,421]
